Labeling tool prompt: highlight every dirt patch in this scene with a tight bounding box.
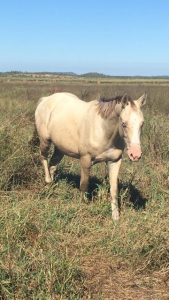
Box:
[81,253,169,299]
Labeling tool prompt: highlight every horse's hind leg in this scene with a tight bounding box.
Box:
[40,138,52,183]
[49,147,64,181]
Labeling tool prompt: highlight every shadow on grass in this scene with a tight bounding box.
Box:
[3,166,147,211]
[56,172,147,210]
[55,171,102,200]
[119,181,147,210]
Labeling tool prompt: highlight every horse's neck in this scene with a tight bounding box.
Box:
[100,114,124,149]
[101,115,119,141]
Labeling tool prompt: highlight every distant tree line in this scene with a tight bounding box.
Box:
[0,71,169,79]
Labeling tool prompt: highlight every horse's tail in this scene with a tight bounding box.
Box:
[28,125,40,152]
[28,97,42,152]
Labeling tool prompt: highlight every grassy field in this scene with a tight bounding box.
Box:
[0,76,169,299]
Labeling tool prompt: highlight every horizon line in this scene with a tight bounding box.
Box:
[1,70,169,78]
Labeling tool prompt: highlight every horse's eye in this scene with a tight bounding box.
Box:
[122,122,127,128]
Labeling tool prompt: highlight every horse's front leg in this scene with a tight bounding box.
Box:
[93,148,122,165]
[108,159,122,221]
[80,154,92,192]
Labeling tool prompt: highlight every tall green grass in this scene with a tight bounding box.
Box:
[0,78,169,299]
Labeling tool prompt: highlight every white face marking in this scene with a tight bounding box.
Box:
[120,103,144,149]
[128,111,142,145]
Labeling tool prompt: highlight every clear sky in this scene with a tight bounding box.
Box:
[1,0,169,75]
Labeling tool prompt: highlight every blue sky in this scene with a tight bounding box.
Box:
[1,0,169,75]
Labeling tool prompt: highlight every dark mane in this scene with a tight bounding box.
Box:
[97,94,134,119]
[100,95,131,103]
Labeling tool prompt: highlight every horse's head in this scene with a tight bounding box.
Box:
[119,94,147,161]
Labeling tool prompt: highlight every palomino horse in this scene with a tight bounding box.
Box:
[35,92,146,220]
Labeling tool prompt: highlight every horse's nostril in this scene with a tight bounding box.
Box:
[128,150,142,161]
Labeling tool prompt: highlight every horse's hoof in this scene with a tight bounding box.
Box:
[45,177,53,184]
[112,210,120,221]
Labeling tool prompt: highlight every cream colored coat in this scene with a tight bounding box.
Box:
[35,92,146,220]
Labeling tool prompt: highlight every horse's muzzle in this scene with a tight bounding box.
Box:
[127,144,142,161]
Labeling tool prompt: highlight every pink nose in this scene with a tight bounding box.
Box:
[127,145,142,161]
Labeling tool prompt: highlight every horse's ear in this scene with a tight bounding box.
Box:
[121,94,129,109]
[136,93,147,107]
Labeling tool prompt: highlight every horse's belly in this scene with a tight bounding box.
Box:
[50,126,80,155]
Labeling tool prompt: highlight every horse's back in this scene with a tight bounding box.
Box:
[36,92,82,114]
[35,92,90,154]
[35,92,85,128]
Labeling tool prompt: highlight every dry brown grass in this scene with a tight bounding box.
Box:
[0,76,169,299]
